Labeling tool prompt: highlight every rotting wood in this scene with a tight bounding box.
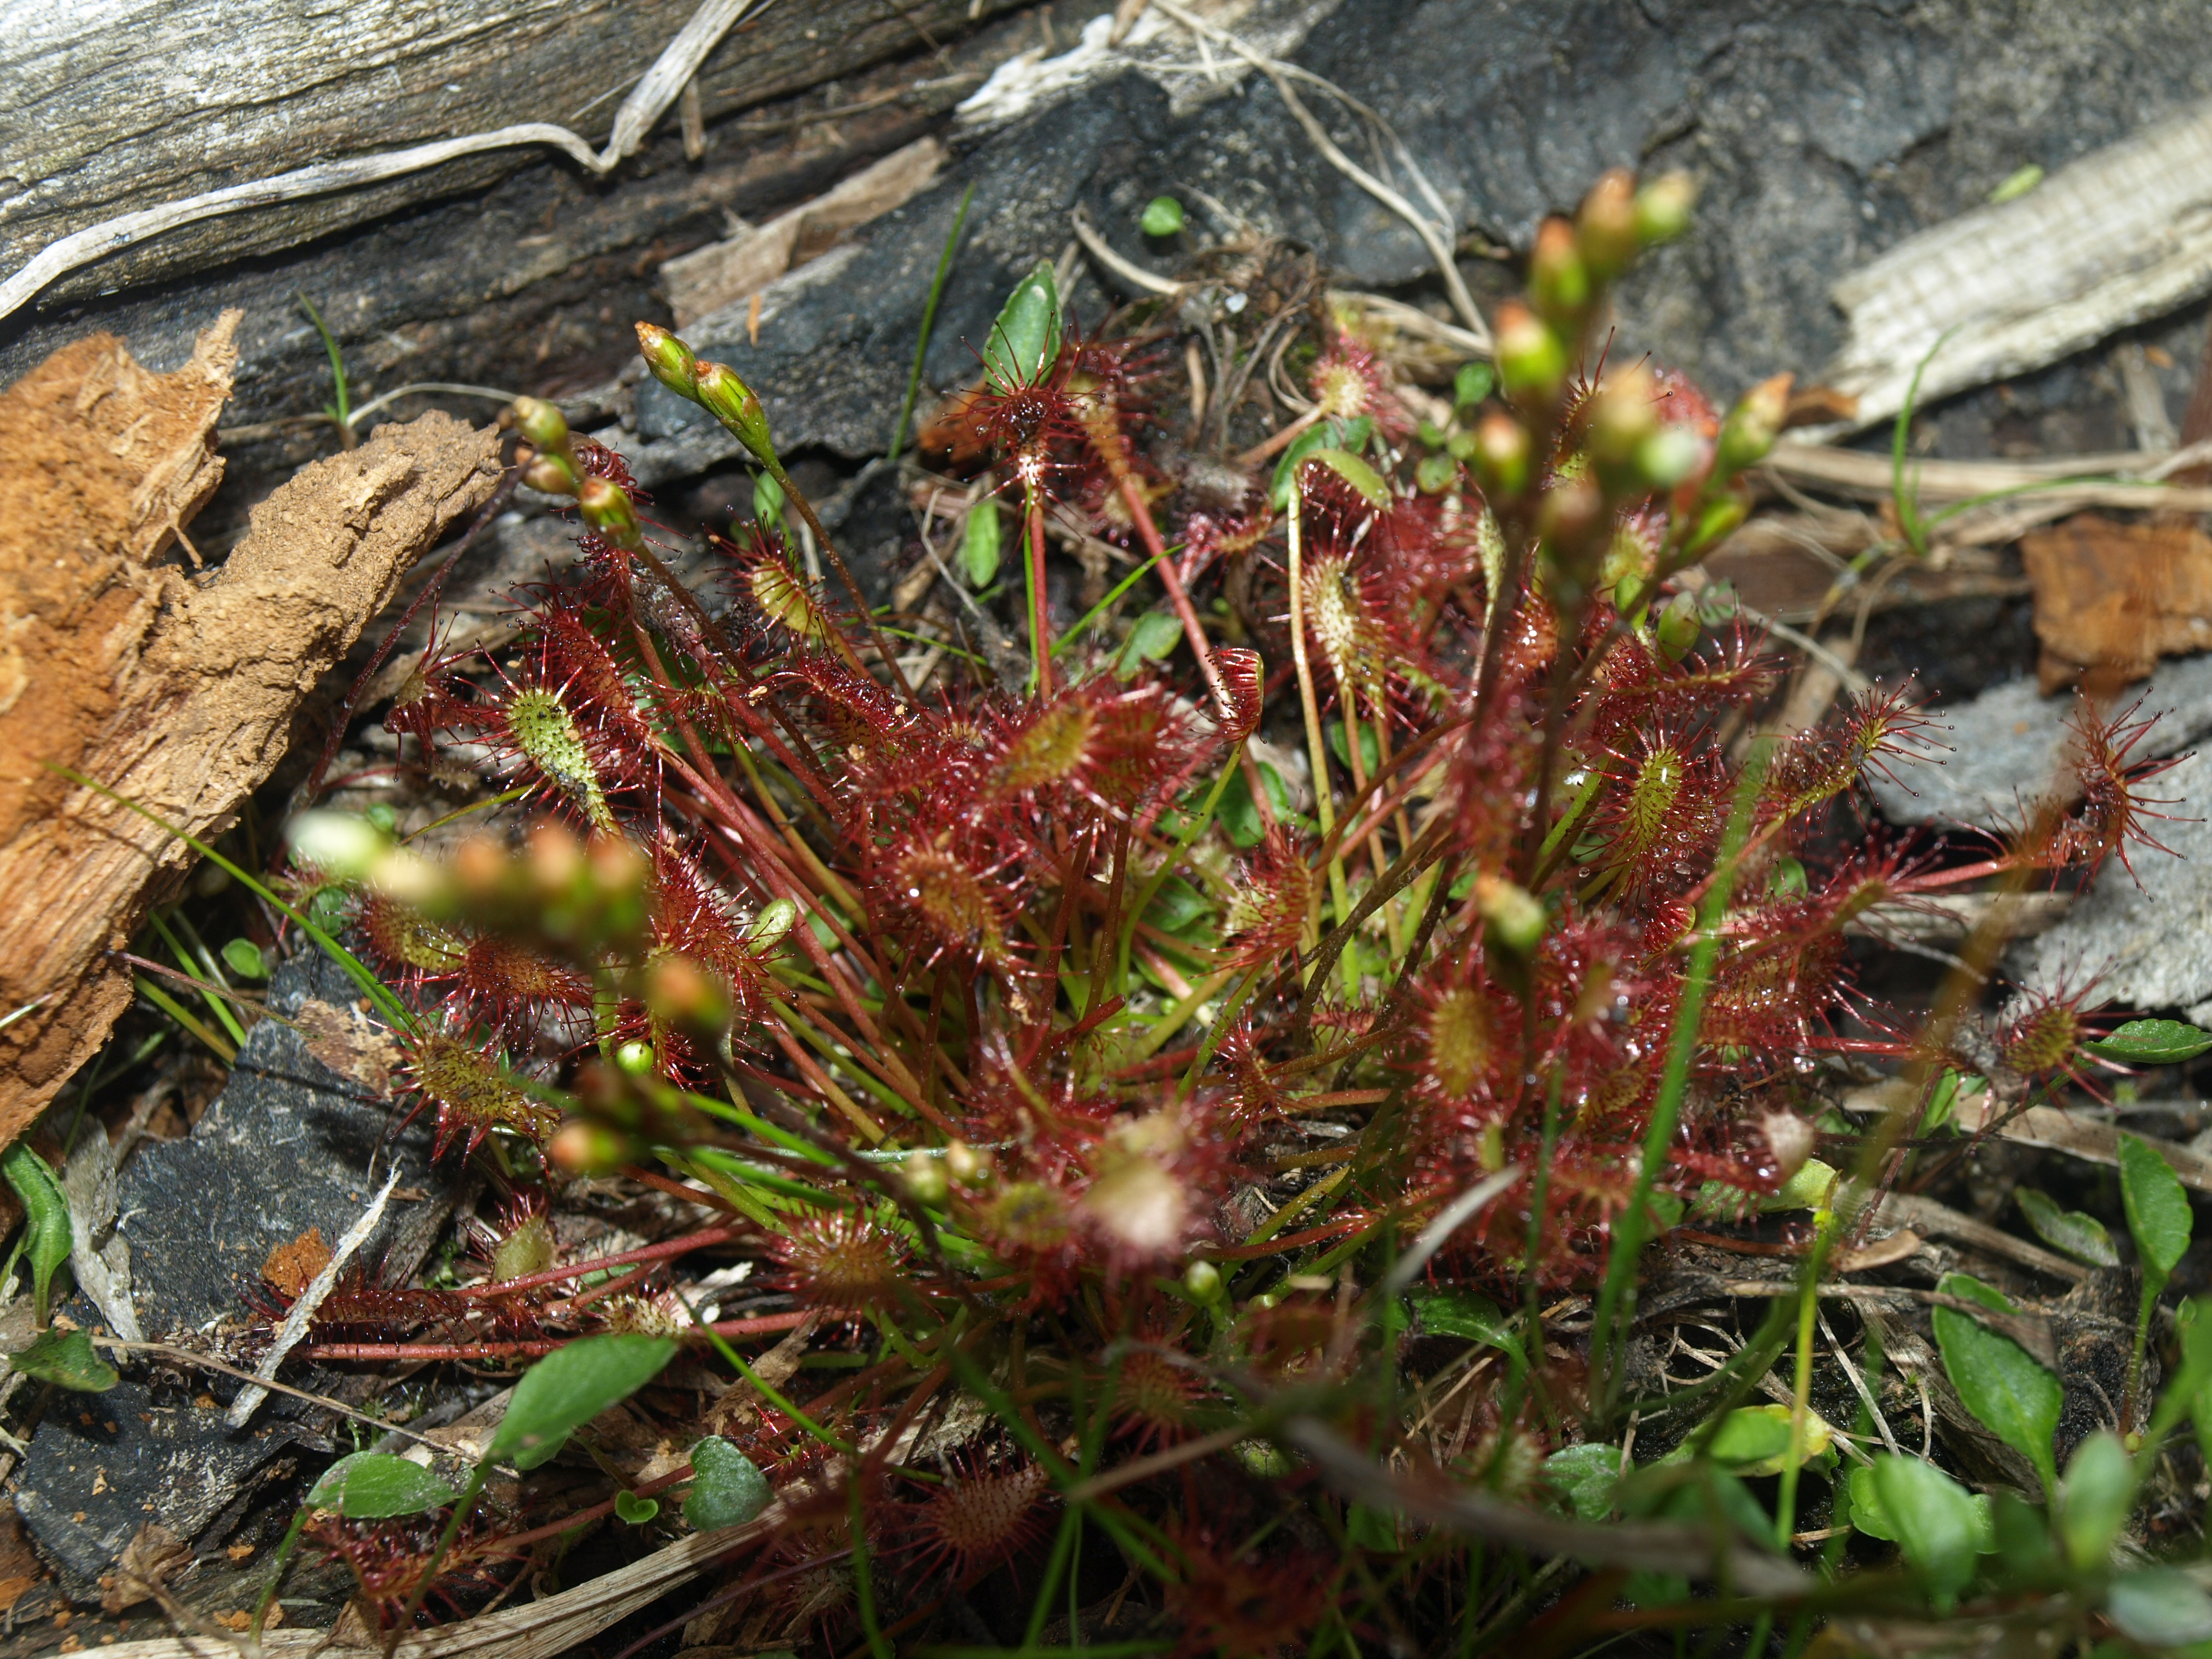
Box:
[0,317,500,1143]
[0,0,1028,307]
[1812,96,2212,434]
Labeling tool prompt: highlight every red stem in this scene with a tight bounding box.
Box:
[454,1225,740,1300]
[303,1309,813,1362]
[1029,486,1054,697]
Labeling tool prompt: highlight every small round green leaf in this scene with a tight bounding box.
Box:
[2057,1430,2135,1569]
[1113,610,1184,680]
[1453,362,1495,409]
[2119,1134,2193,1278]
[488,1334,677,1472]
[1932,1273,2062,1495]
[1871,1454,1982,1604]
[2086,1018,2212,1065]
[1541,1443,1619,1521]
[683,1436,773,1532]
[8,1327,118,1393]
[2016,1187,2119,1268]
[613,1489,660,1525]
[309,1452,460,1519]
[961,500,1002,588]
[2108,1569,2212,1647]
[1139,195,1185,237]
[221,938,268,980]
[982,260,1062,389]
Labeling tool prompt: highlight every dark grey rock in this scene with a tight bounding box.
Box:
[14,949,439,1594]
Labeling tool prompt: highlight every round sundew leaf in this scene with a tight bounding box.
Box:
[221,937,268,980]
[1139,195,1185,236]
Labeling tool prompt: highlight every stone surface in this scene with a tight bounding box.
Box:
[1867,652,2212,829]
[13,950,438,1593]
[2009,745,2212,1024]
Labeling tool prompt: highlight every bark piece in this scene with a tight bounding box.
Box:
[662,136,946,329]
[2020,512,2212,692]
[0,318,500,1141]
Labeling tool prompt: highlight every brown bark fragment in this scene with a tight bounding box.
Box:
[2020,512,2212,693]
[0,317,500,1141]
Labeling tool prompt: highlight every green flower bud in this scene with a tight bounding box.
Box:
[1473,873,1547,955]
[614,1039,657,1075]
[945,1141,993,1186]
[1714,372,1795,479]
[512,396,570,455]
[1492,302,1567,407]
[694,361,777,466]
[1182,1259,1224,1302]
[1528,218,1590,328]
[1537,475,1607,573]
[1654,589,1701,662]
[643,954,731,1037]
[577,477,643,551]
[902,1150,950,1207]
[634,323,700,401]
[1681,487,1749,556]
[746,895,799,951]
[1469,412,1532,500]
[1638,426,1704,490]
[549,1118,633,1178]
[523,455,579,497]
[1577,168,1640,281]
[1635,172,1698,247]
[1586,366,1660,497]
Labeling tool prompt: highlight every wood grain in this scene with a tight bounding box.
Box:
[0,0,1027,305]
[0,317,500,1139]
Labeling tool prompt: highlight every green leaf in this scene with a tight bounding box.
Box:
[1299,446,1391,509]
[221,938,268,980]
[2120,1133,2193,1278]
[1763,1158,1837,1213]
[487,1334,675,1472]
[961,499,1002,588]
[1326,719,1380,776]
[1871,1454,1983,1604]
[982,260,1061,389]
[1932,1272,2062,1494]
[1141,877,1213,939]
[1988,163,2045,205]
[2108,1570,2212,1647]
[1846,1463,1896,1540]
[752,469,786,532]
[2,1144,72,1326]
[2016,1187,2119,1268]
[1407,1289,1518,1351]
[8,1327,117,1392]
[613,1489,660,1525]
[1453,362,1495,409]
[683,1435,773,1531]
[1139,195,1184,236]
[1699,1405,1832,1476]
[2058,1430,2135,1570]
[308,1452,460,1519]
[1217,762,1289,848]
[1542,1443,1620,1521]
[1270,423,1338,509]
[1415,452,1458,494]
[1114,610,1184,680]
[2086,1018,2212,1065]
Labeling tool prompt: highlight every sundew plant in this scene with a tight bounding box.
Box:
[262,170,2212,1657]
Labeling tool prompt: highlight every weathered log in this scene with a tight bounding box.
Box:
[0,315,500,1139]
[1,0,1028,309]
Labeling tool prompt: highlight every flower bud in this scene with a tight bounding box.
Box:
[1577,168,1639,281]
[578,477,643,551]
[613,1038,658,1075]
[286,809,387,883]
[1537,474,1606,569]
[1493,303,1567,407]
[1681,486,1749,556]
[1654,589,1701,662]
[1635,172,1698,246]
[643,954,731,1036]
[526,821,586,893]
[634,323,700,401]
[450,834,508,903]
[550,1118,634,1178]
[1182,1258,1224,1302]
[512,397,570,455]
[1528,218,1590,328]
[1714,372,1794,480]
[693,362,777,466]
[1586,366,1660,496]
[746,895,799,951]
[902,1150,949,1206]
[523,454,579,497]
[1638,426,1704,490]
[944,1141,993,1186]
[1469,412,1532,500]
[1473,873,1546,955]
